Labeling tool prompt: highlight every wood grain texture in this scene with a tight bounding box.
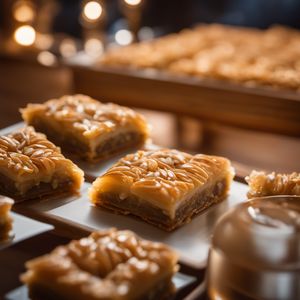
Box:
[72,66,300,136]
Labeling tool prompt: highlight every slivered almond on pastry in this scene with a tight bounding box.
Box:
[21,94,150,162]
[21,228,179,300]
[89,149,234,231]
[0,126,83,202]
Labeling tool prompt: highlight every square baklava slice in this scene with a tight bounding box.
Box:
[21,94,150,162]
[90,149,234,231]
[21,228,179,300]
[0,196,14,241]
[0,126,84,202]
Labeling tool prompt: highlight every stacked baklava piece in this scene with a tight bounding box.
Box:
[100,24,300,90]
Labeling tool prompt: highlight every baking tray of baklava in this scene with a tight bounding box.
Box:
[70,24,300,136]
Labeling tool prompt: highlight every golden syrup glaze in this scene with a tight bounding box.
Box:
[0,127,66,176]
[90,149,234,213]
[21,95,149,141]
[0,126,83,193]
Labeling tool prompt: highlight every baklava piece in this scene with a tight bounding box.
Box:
[21,228,179,300]
[0,196,14,241]
[246,171,300,199]
[0,126,83,202]
[90,149,234,231]
[21,95,149,162]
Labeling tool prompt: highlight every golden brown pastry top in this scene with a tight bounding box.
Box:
[0,127,81,175]
[0,127,64,176]
[21,228,178,300]
[0,126,84,194]
[21,95,149,140]
[90,149,234,212]
[246,171,300,198]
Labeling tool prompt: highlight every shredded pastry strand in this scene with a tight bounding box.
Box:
[246,171,300,198]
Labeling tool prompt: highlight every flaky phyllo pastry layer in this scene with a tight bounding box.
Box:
[21,228,179,300]
[246,171,300,198]
[0,196,14,241]
[90,149,234,230]
[21,94,150,162]
[0,126,83,201]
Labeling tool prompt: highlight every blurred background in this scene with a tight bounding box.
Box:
[0,0,300,176]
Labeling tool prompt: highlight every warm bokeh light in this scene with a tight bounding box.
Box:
[59,39,77,57]
[37,51,57,66]
[83,1,102,21]
[138,27,155,41]
[13,1,35,22]
[115,29,133,46]
[35,33,54,50]
[124,0,142,6]
[14,25,36,46]
[84,38,104,57]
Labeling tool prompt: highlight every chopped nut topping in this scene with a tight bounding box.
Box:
[0,127,84,198]
[0,127,67,176]
[101,149,232,202]
[21,228,178,299]
[22,95,149,139]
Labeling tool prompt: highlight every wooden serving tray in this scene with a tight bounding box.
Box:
[70,64,300,137]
